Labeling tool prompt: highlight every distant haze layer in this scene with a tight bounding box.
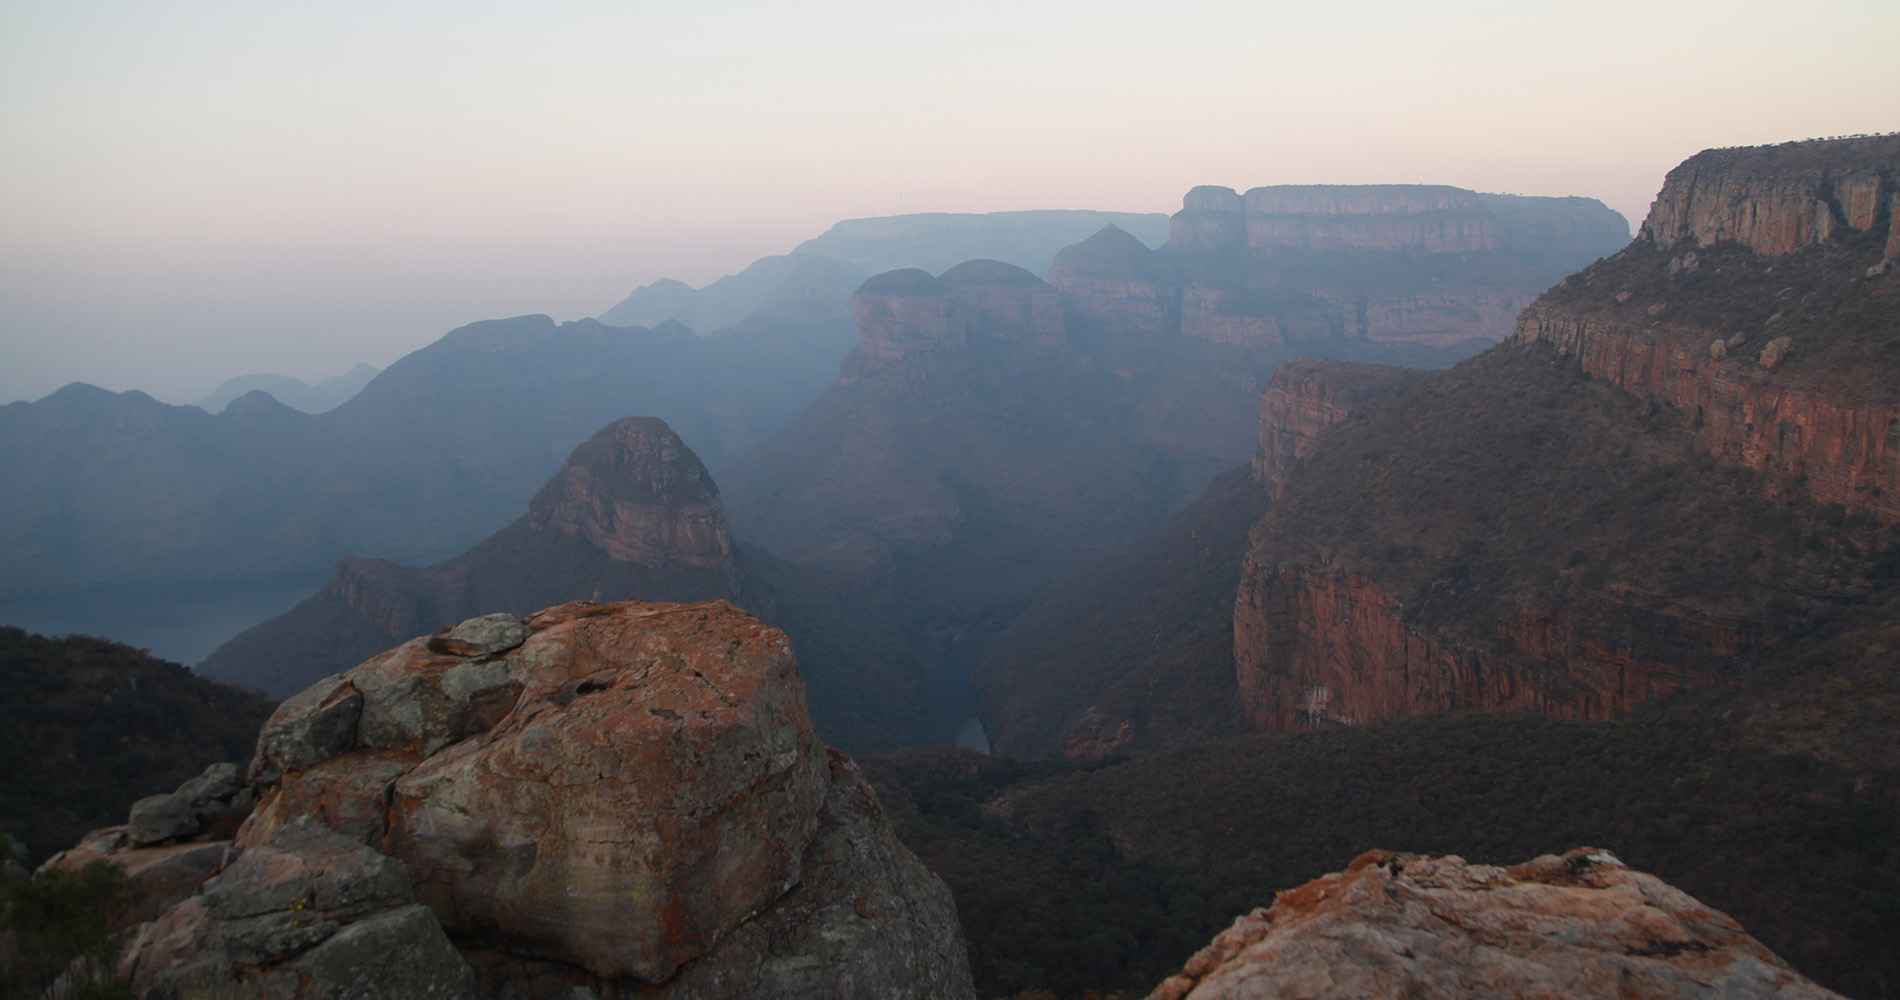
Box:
[1,0,1894,403]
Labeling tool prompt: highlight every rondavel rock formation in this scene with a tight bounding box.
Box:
[65,599,974,999]
[1230,135,1900,734]
[1148,848,1843,1000]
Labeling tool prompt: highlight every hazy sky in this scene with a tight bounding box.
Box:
[2,0,1896,405]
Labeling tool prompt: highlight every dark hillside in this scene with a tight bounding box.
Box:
[0,628,275,864]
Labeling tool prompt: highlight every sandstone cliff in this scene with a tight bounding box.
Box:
[1251,359,1429,496]
[113,600,975,999]
[1149,848,1841,1000]
[1517,136,1900,525]
[1230,136,1899,735]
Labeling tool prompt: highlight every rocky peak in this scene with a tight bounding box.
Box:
[1638,134,1900,256]
[1253,360,1429,496]
[1150,848,1842,1000]
[525,416,732,571]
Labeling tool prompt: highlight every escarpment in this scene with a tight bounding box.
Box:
[1517,136,1900,525]
[1231,136,1899,735]
[1251,359,1430,495]
[111,600,975,1000]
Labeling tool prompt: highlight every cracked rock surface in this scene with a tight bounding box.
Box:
[205,599,973,999]
[1149,848,1843,1000]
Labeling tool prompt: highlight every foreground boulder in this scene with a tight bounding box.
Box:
[1150,848,1841,1000]
[110,599,974,999]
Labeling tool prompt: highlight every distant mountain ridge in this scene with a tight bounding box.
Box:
[197,362,380,415]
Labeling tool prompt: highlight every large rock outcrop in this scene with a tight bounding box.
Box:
[118,599,975,999]
[1149,848,1843,1000]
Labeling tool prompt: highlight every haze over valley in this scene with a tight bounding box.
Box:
[3,3,1899,999]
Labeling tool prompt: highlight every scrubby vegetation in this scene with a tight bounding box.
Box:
[0,628,275,864]
[0,860,142,999]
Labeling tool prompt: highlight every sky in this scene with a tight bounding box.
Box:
[2,0,1896,406]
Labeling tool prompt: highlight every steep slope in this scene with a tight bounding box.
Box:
[201,417,926,753]
[974,359,1429,757]
[0,307,855,609]
[1234,136,1900,733]
[719,259,1294,740]
[598,251,868,333]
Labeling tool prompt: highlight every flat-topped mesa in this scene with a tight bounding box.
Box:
[525,416,733,571]
[847,262,1067,380]
[1639,134,1900,257]
[1253,360,1430,496]
[1167,184,1504,254]
[1244,184,1501,252]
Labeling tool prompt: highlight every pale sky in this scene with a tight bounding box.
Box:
[2,0,1895,405]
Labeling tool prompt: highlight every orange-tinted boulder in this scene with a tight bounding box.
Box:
[1150,849,1843,1000]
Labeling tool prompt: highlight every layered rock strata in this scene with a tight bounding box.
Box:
[1252,359,1429,495]
[1638,134,1900,256]
[1149,848,1843,1000]
[113,600,974,999]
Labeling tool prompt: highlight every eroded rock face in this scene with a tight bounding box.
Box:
[846,261,1069,382]
[1252,359,1428,496]
[1515,305,1900,526]
[1232,566,1716,730]
[1639,134,1900,256]
[206,599,974,998]
[1149,848,1842,1000]
[1240,184,1502,253]
[525,417,733,571]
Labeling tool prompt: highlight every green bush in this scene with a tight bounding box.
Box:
[0,861,142,1000]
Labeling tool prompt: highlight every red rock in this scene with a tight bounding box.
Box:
[1515,306,1900,526]
[1252,360,1428,496]
[1149,848,1843,1000]
[1232,566,1713,730]
[1179,284,1284,348]
[1639,135,1900,255]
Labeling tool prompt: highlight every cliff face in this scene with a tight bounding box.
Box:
[1057,184,1628,360]
[1251,359,1429,495]
[525,416,733,569]
[116,600,976,999]
[1229,136,1898,737]
[1149,849,1842,1000]
[1638,135,1900,256]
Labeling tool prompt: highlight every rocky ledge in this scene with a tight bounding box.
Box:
[1150,848,1841,1000]
[88,599,972,999]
